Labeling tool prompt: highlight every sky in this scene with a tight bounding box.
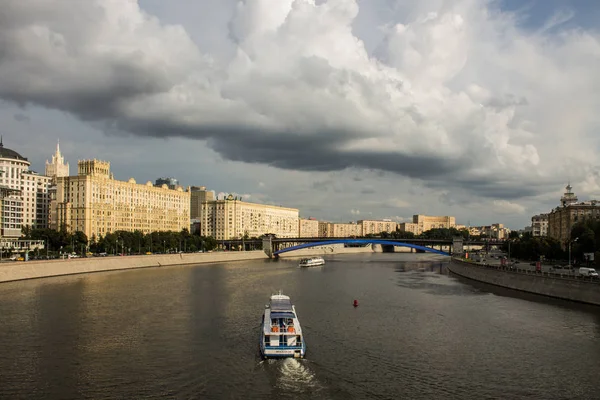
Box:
[1,0,599,230]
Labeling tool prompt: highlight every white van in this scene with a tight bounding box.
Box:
[578,267,599,277]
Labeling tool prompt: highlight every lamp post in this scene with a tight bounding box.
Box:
[568,237,579,268]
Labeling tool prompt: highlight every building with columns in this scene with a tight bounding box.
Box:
[51,159,190,239]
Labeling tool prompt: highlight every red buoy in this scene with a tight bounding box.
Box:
[353,299,359,307]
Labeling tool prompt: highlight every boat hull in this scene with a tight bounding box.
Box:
[259,319,306,359]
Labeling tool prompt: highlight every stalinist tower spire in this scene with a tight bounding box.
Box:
[45,139,70,179]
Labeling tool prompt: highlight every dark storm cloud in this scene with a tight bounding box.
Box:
[13,113,30,122]
[0,0,596,207]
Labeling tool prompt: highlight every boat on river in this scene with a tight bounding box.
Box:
[260,291,306,359]
[299,256,325,267]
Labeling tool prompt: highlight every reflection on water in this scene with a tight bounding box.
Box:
[2,253,600,399]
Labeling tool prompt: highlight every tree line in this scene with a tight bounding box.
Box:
[503,219,600,265]
[21,227,219,255]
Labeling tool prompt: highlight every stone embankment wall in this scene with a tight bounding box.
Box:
[448,259,600,306]
[0,251,268,284]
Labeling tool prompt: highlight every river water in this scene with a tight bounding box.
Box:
[1,253,600,399]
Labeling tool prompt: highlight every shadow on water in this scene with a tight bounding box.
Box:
[448,270,600,316]
[394,261,488,297]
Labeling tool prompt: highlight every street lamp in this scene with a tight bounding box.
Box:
[568,237,579,268]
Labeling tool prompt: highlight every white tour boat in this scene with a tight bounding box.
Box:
[299,256,325,267]
[260,292,306,359]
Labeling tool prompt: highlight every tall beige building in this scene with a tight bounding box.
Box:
[51,160,190,239]
[399,215,456,235]
[190,186,215,219]
[200,194,299,240]
[45,140,70,180]
[359,219,398,236]
[299,218,319,237]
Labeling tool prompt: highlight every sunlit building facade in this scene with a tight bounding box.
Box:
[200,194,299,240]
[299,218,319,237]
[51,160,190,239]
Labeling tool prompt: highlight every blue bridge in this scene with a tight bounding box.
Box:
[270,239,451,257]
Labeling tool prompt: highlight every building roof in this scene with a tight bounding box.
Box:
[0,138,28,161]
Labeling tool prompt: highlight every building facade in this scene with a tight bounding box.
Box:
[359,219,398,236]
[200,194,299,240]
[548,185,600,247]
[0,140,53,236]
[299,218,319,237]
[51,160,190,239]
[468,224,511,239]
[398,215,456,235]
[190,186,215,219]
[531,213,548,237]
[45,141,70,180]
[317,222,362,238]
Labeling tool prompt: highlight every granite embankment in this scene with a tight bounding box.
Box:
[0,245,384,283]
[448,258,600,306]
[0,251,268,283]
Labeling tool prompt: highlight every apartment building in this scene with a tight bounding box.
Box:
[359,219,398,236]
[317,222,361,238]
[398,215,456,235]
[200,194,299,240]
[299,218,319,237]
[0,139,53,236]
[51,160,190,239]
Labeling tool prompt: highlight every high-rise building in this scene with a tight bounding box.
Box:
[45,140,70,180]
[51,160,190,239]
[190,186,215,219]
[0,139,51,236]
[155,177,180,190]
[200,194,299,240]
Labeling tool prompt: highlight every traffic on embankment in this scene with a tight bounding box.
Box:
[448,257,600,306]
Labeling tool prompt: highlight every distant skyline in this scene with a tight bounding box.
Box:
[2,0,599,230]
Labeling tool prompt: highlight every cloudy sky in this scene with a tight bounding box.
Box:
[2,0,599,230]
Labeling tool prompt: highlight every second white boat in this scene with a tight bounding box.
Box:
[299,256,325,267]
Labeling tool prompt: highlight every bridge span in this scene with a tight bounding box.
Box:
[272,239,451,257]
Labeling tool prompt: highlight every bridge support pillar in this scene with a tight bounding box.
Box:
[263,237,273,258]
[452,237,463,257]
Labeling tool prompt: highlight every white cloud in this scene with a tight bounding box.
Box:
[350,208,360,215]
[492,200,526,215]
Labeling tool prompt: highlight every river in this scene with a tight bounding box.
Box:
[1,253,600,399]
